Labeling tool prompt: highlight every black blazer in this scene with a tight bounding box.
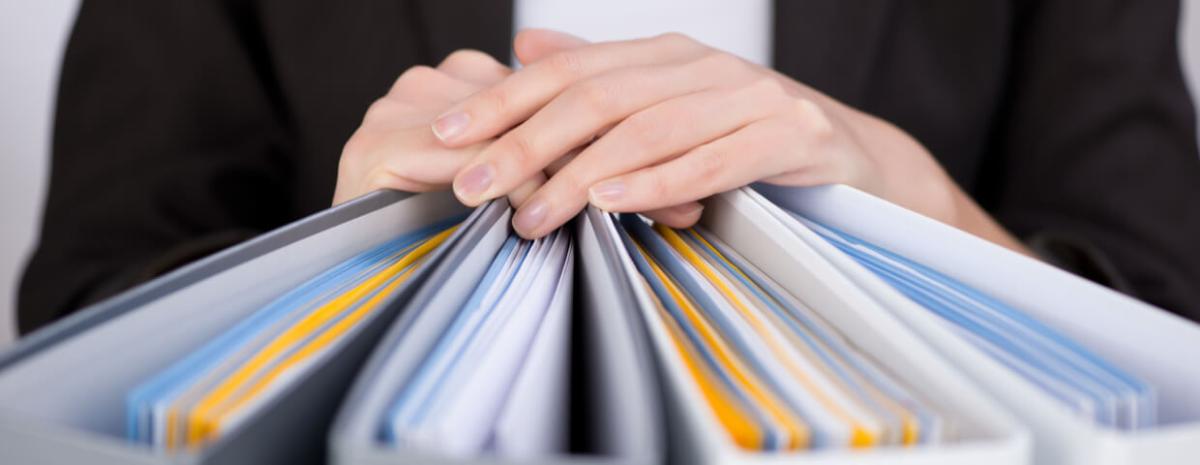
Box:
[19,0,1200,333]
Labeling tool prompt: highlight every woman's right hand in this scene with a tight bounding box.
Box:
[332,50,515,205]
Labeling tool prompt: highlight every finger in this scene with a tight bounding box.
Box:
[358,97,439,131]
[543,146,578,174]
[513,28,589,65]
[339,64,496,206]
[333,149,465,205]
[506,82,780,236]
[333,170,444,205]
[588,119,799,212]
[508,144,579,209]
[507,173,547,208]
[534,73,774,196]
[458,55,754,206]
[375,128,487,186]
[642,203,706,228]
[362,65,486,132]
[514,144,578,205]
[437,49,512,86]
[386,66,479,107]
[432,32,709,147]
[336,125,487,204]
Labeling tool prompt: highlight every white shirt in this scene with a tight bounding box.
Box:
[514,0,773,66]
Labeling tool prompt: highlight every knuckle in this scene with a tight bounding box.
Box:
[476,87,511,118]
[622,111,671,148]
[546,51,586,77]
[390,65,440,94]
[692,147,727,190]
[698,51,746,74]
[745,76,788,99]
[339,135,383,185]
[340,131,374,162]
[552,166,589,196]
[503,131,541,167]
[570,78,618,116]
[791,98,835,142]
[440,49,492,68]
[645,169,673,200]
[655,31,694,48]
[364,167,396,191]
[362,98,398,124]
[535,181,572,210]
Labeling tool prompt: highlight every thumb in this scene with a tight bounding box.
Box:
[513,28,589,65]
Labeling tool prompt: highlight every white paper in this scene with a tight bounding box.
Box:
[490,241,574,457]
[430,230,570,455]
[394,231,571,456]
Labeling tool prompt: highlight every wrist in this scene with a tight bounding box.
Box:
[852,115,1034,258]
[946,186,1037,258]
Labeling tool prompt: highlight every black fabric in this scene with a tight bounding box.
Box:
[1027,232,1135,294]
[19,0,1200,333]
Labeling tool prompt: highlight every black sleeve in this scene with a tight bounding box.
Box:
[982,0,1200,321]
[18,0,293,334]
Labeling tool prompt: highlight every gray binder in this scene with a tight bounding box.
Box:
[327,206,664,465]
[0,191,476,465]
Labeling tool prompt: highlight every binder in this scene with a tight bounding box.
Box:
[755,183,1200,465]
[327,205,664,465]
[0,191,473,465]
[597,199,1030,464]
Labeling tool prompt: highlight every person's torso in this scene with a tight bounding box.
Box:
[255,0,1016,218]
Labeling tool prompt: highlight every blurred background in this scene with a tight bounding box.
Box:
[1,1,1199,349]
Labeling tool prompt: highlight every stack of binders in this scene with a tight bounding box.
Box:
[1,185,1199,465]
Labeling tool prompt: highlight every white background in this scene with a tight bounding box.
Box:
[1,1,1199,348]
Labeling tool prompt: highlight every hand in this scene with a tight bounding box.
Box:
[333,50,518,205]
[431,30,1032,255]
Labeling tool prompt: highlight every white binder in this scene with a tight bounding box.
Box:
[327,204,665,465]
[599,198,1031,464]
[0,191,473,465]
[756,183,1200,465]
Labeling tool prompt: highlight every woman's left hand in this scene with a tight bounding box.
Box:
[433,29,1025,256]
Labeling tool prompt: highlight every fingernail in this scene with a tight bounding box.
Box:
[514,199,549,235]
[432,111,470,142]
[589,180,625,204]
[455,163,494,200]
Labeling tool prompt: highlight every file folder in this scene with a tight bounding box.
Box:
[600,201,1032,462]
[329,204,665,465]
[128,221,459,452]
[0,191,474,465]
[620,219,945,450]
[754,183,1200,465]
